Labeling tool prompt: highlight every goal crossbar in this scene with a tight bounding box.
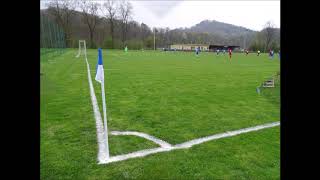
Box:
[76,40,87,58]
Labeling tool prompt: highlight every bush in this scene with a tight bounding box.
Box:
[113,39,123,49]
[127,39,144,50]
[269,41,280,52]
[249,42,264,52]
[70,39,79,48]
[144,36,153,49]
[103,37,113,49]
[89,41,97,49]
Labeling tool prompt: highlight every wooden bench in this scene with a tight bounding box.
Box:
[262,79,275,87]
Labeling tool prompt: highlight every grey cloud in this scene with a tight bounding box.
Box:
[134,1,182,19]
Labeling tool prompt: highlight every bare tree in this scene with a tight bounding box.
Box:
[263,21,276,52]
[165,27,170,48]
[80,0,100,48]
[140,23,151,40]
[118,0,133,47]
[47,0,77,47]
[101,0,118,48]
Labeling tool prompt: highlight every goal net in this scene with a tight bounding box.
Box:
[40,14,66,58]
[76,40,87,58]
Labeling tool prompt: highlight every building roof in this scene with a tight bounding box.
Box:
[171,44,209,46]
[209,45,240,49]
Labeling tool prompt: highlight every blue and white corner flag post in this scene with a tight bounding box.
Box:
[95,48,110,160]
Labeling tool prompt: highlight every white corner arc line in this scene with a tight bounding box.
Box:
[102,147,173,164]
[110,131,172,148]
[100,121,280,164]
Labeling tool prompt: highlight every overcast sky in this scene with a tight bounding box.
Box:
[130,1,280,31]
[41,0,280,31]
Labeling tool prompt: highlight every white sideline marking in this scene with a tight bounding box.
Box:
[99,121,280,164]
[111,131,172,148]
[174,121,280,149]
[84,55,108,163]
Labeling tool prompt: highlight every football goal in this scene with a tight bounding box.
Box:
[76,40,87,58]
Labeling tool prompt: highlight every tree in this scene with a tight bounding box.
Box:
[101,0,118,49]
[164,27,171,48]
[118,0,133,48]
[140,23,152,41]
[80,0,100,48]
[144,36,154,49]
[263,21,276,52]
[47,0,77,47]
[249,31,264,51]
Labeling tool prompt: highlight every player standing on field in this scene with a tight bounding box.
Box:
[195,47,199,56]
[269,49,273,59]
[228,48,232,62]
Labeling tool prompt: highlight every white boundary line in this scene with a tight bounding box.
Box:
[174,121,279,149]
[110,131,172,148]
[84,55,108,163]
[82,50,280,165]
[101,121,279,164]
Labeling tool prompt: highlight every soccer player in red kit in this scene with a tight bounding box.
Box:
[228,48,232,61]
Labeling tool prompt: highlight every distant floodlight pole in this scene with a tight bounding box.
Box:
[243,35,246,50]
[154,27,156,51]
[244,29,248,50]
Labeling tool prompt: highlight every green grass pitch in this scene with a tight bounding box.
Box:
[41,49,280,179]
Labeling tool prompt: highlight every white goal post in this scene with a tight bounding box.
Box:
[76,40,87,58]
